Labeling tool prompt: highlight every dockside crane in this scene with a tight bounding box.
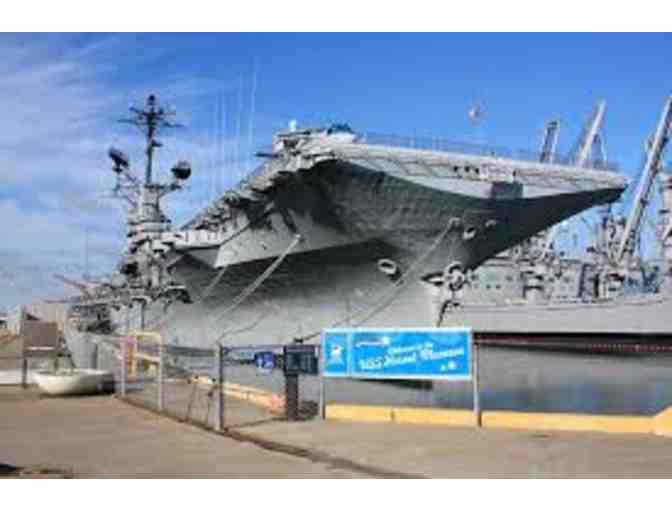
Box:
[539,120,561,164]
[614,96,672,265]
[571,100,607,168]
[538,101,607,261]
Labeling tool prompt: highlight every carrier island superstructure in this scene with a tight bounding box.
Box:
[62,94,629,365]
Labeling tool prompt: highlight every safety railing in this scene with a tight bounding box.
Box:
[360,132,620,172]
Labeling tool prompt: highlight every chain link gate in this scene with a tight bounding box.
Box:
[115,332,321,430]
[220,343,321,428]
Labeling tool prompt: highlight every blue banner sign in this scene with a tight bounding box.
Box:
[322,328,472,381]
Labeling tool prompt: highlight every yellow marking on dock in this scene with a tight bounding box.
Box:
[653,407,672,437]
[392,407,476,426]
[326,404,475,426]
[325,404,672,436]
[481,411,652,435]
[191,376,285,413]
[326,404,393,423]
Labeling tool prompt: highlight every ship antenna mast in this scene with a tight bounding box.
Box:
[119,94,183,186]
[106,94,193,313]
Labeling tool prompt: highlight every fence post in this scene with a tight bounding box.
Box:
[285,373,299,421]
[158,334,164,412]
[120,337,127,398]
[21,355,28,389]
[472,340,481,427]
[215,344,224,431]
[318,346,326,420]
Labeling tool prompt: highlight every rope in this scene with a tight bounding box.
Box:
[211,234,302,342]
[299,217,460,342]
[145,262,231,332]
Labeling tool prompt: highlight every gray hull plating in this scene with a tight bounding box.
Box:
[441,291,672,335]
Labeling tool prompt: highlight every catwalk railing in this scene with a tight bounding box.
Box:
[359,132,620,171]
[249,131,619,172]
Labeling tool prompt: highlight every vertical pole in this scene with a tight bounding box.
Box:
[285,374,299,421]
[158,335,164,412]
[140,302,146,331]
[472,340,481,427]
[215,344,224,431]
[318,346,326,420]
[120,337,127,398]
[21,355,28,389]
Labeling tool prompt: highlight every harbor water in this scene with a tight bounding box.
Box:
[324,347,672,416]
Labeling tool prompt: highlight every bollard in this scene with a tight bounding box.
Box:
[472,341,481,427]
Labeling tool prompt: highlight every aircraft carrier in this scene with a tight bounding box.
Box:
[61,94,630,367]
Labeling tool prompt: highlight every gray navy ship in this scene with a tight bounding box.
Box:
[62,94,631,365]
[443,95,672,336]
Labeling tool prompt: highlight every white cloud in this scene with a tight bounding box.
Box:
[0,34,271,310]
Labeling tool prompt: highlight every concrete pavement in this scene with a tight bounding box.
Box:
[3,386,672,478]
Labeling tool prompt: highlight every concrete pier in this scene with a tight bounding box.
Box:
[3,386,672,478]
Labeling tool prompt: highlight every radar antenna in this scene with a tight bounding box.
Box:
[119,94,183,186]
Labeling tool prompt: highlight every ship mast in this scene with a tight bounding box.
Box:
[119,94,182,186]
[108,95,193,322]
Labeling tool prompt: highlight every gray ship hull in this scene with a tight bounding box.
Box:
[441,291,672,335]
[65,129,629,363]
[126,156,624,350]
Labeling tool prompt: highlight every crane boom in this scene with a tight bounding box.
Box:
[53,274,93,299]
[616,96,672,263]
[575,100,607,167]
[539,120,560,164]
[539,101,606,260]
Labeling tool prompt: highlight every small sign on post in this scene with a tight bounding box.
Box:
[282,343,318,421]
[283,344,319,376]
[254,351,276,375]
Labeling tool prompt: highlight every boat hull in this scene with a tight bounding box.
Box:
[33,369,114,396]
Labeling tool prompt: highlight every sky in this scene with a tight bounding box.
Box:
[0,32,671,310]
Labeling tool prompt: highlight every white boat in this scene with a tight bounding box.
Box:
[33,369,114,396]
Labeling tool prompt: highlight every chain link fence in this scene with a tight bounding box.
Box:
[113,333,321,430]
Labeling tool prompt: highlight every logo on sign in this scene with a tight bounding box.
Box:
[328,343,344,365]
